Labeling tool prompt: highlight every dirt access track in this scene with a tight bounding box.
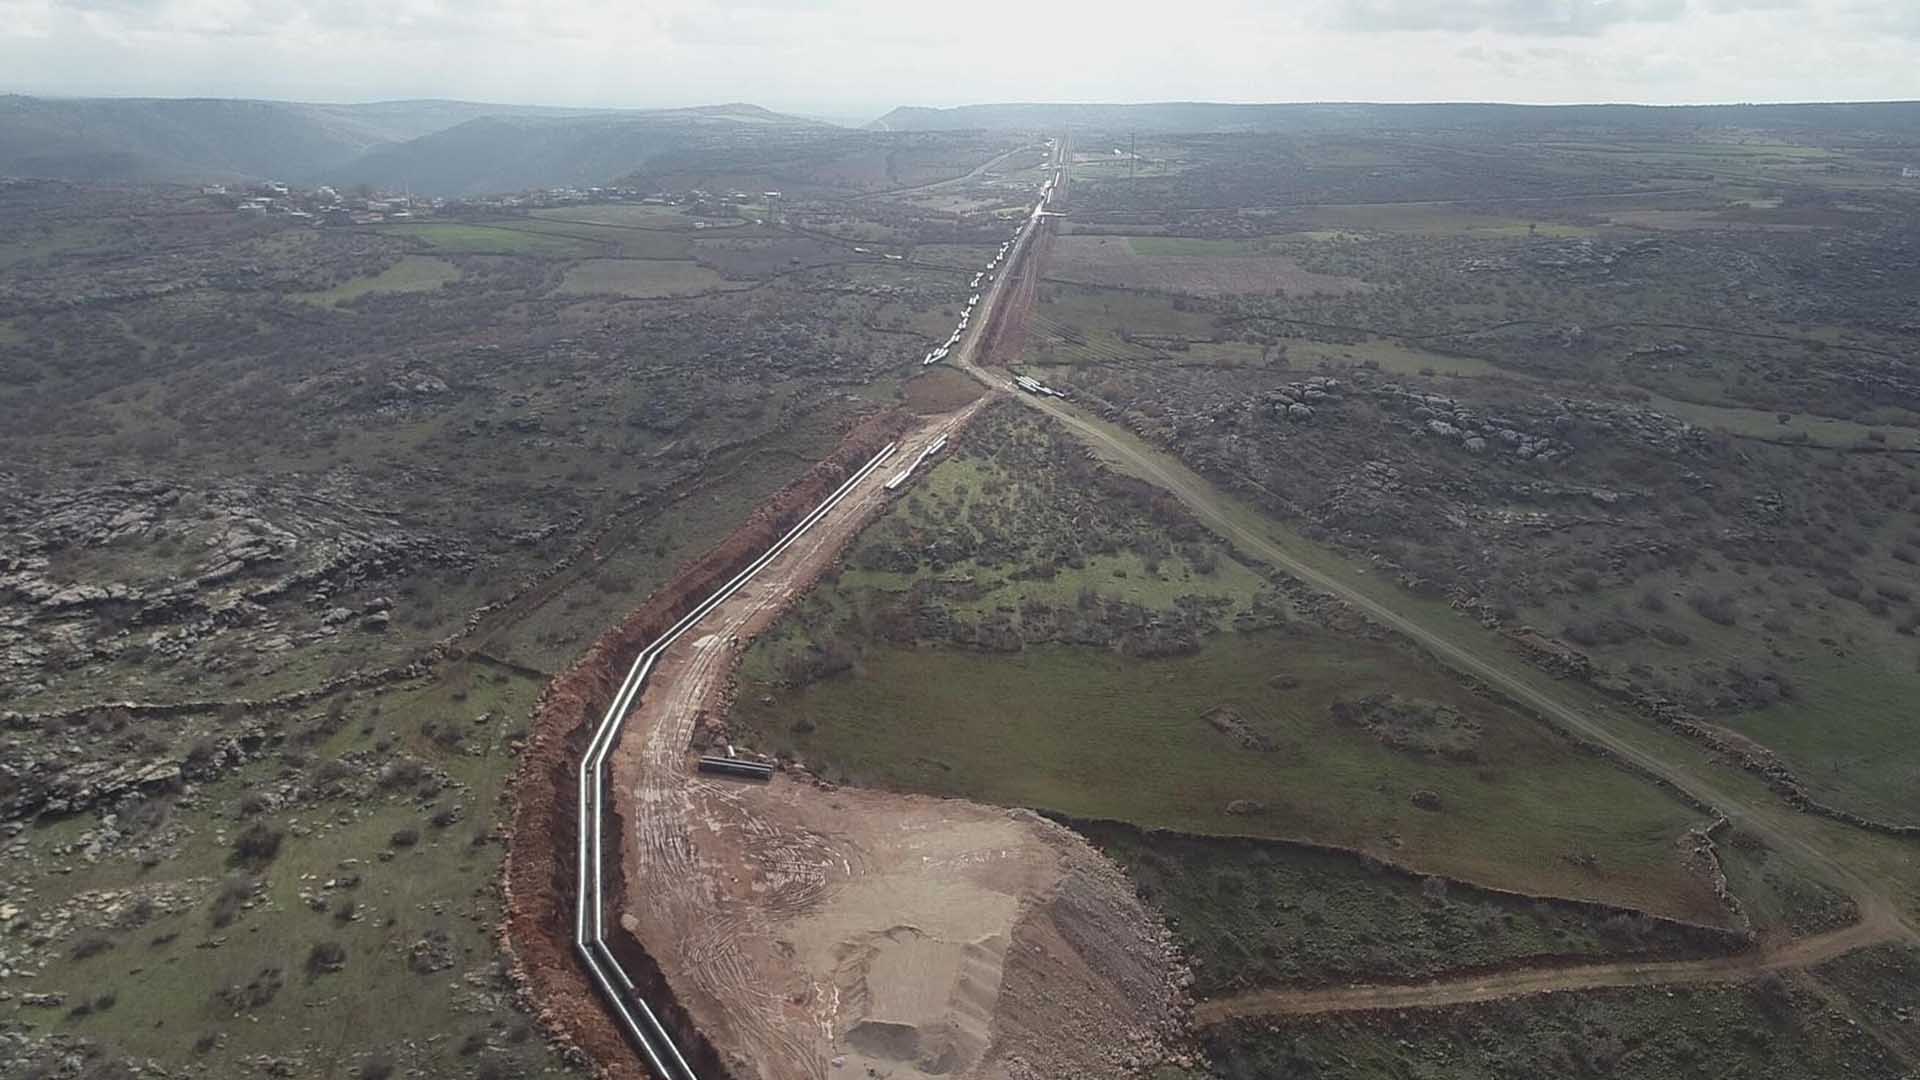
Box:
[1194,910,1899,1022]
[607,395,1179,1080]
[952,133,1918,1024]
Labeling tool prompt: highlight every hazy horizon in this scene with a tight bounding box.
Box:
[3,0,1914,122]
[5,92,1918,133]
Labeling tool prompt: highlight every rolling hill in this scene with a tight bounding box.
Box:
[870,100,1920,135]
[0,96,609,186]
[329,104,830,196]
[0,95,839,195]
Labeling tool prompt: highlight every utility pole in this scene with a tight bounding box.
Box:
[1129,132,1135,185]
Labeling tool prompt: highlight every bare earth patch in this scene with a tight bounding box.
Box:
[609,403,1182,1080]
[1049,235,1372,296]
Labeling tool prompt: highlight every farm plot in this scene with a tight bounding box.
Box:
[555,258,738,298]
[1049,235,1374,296]
[293,255,461,305]
[732,632,1733,925]
[1084,823,1740,997]
[730,410,1732,925]
[692,235,849,278]
[381,221,602,256]
[530,203,713,230]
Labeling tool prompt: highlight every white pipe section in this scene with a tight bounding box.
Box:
[577,172,1054,1078]
[573,440,898,1079]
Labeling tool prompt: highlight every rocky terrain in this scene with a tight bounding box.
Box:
[1,474,473,710]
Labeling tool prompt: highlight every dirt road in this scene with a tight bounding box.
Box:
[607,397,1179,1079]
[954,138,1916,1021]
[1195,912,1896,1022]
[956,362,1916,1007]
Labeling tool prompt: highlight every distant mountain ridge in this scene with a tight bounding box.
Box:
[16,93,1920,195]
[328,105,831,196]
[0,95,820,191]
[871,100,1920,134]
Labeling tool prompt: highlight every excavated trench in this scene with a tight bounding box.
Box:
[500,409,913,1079]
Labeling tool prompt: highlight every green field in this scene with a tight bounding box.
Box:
[734,631,1726,922]
[736,405,1733,921]
[1648,392,1920,451]
[1716,826,1860,936]
[1127,237,1275,256]
[509,217,696,258]
[556,258,736,298]
[1728,655,1920,824]
[531,204,716,229]
[1082,822,1735,997]
[1287,335,1510,379]
[831,451,1272,618]
[1027,282,1268,369]
[0,220,116,267]
[13,666,564,1079]
[380,221,601,256]
[292,255,462,305]
[1295,204,1605,237]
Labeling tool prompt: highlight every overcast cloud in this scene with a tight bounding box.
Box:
[0,0,1911,119]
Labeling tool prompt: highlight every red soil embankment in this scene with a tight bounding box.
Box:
[498,408,913,1078]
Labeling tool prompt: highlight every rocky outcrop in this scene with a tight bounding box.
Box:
[0,474,474,707]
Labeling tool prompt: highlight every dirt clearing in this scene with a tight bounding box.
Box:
[608,400,1182,1080]
[903,366,986,414]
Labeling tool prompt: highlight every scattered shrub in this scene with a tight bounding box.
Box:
[229,822,283,867]
[1687,589,1738,626]
[210,875,255,928]
[306,940,348,976]
[1648,623,1692,647]
[214,966,284,1012]
[378,759,428,790]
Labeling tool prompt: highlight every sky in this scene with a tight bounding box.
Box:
[0,0,1914,121]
